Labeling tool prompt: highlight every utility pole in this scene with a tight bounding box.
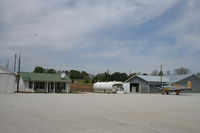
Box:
[16,53,21,93]
[14,54,17,72]
[160,65,163,87]
[6,60,9,69]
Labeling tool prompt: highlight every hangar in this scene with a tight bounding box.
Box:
[124,74,200,93]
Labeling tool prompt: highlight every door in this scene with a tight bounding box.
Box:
[130,83,140,93]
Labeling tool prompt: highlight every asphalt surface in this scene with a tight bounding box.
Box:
[0,93,200,133]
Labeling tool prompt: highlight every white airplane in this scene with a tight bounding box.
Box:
[160,81,192,95]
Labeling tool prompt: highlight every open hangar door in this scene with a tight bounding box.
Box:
[123,83,140,93]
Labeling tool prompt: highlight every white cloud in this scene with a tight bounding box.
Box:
[1,0,200,74]
[156,0,200,51]
[0,0,179,48]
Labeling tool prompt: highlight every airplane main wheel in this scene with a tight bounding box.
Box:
[166,91,169,95]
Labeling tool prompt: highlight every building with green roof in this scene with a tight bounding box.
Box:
[19,72,71,93]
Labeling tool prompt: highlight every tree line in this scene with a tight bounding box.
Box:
[150,67,191,76]
[33,66,131,83]
[33,66,199,83]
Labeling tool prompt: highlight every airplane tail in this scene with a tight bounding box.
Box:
[188,81,192,89]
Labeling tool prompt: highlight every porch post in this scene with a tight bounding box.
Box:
[46,82,48,93]
[53,82,55,93]
[32,82,35,91]
[66,83,68,93]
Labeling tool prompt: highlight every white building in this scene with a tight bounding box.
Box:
[19,72,71,93]
[0,66,16,93]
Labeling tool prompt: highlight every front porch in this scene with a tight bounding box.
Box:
[29,81,70,93]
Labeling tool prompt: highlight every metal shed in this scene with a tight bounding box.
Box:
[125,75,169,93]
[125,74,200,93]
[0,66,16,93]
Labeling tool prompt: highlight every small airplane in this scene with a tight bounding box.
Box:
[160,81,192,95]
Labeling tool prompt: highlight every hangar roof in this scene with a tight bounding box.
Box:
[126,74,195,83]
[137,75,169,82]
[0,66,16,75]
[168,74,193,83]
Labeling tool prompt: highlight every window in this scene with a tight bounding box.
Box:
[55,83,60,90]
[60,83,66,90]
[55,83,66,90]
[48,82,54,89]
[34,82,45,89]
[29,81,33,89]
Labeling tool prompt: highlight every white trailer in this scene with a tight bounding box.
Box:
[93,81,123,93]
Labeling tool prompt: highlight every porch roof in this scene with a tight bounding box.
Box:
[20,72,71,82]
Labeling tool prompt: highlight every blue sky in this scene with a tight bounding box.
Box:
[0,0,200,74]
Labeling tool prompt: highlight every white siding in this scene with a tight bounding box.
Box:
[123,83,130,93]
[0,73,16,93]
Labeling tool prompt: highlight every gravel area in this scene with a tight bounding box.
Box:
[0,93,200,133]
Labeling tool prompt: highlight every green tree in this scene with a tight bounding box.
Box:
[47,68,56,73]
[174,67,191,75]
[110,72,128,82]
[196,72,200,77]
[94,73,108,82]
[69,70,82,79]
[128,73,137,79]
[151,70,159,76]
[65,70,69,75]
[81,71,89,79]
[33,66,46,73]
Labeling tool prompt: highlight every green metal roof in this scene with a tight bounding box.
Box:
[20,72,71,82]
